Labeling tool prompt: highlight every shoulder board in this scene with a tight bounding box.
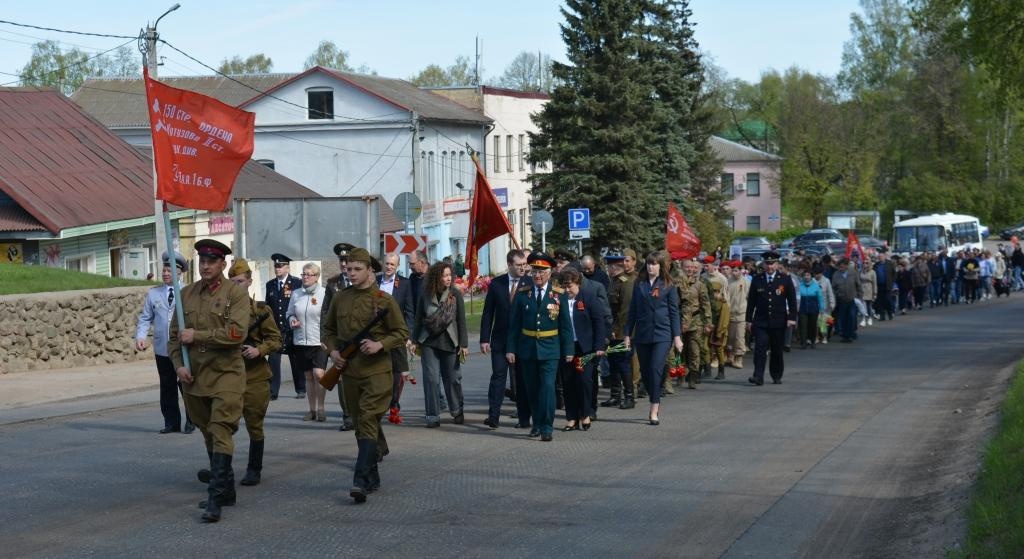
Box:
[618,275,629,282]
[517,285,532,292]
[551,286,565,294]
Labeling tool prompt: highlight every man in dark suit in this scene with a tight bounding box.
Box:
[480,249,530,429]
[378,252,415,413]
[265,253,303,399]
[745,251,797,386]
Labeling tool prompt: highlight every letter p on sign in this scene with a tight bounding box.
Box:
[568,208,590,230]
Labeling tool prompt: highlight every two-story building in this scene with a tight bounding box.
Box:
[710,136,783,233]
[73,66,493,264]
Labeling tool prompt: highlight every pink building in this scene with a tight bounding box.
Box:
[711,137,782,232]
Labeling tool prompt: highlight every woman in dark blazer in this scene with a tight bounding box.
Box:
[624,251,682,425]
[557,268,607,431]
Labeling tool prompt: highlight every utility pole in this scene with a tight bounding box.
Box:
[410,111,421,234]
[141,3,180,265]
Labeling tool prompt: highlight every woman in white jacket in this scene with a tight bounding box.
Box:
[287,263,328,421]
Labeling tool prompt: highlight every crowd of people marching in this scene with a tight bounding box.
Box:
[137,236,1013,515]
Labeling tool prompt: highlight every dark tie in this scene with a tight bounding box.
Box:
[279,280,284,292]
[536,287,543,305]
[167,287,174,308]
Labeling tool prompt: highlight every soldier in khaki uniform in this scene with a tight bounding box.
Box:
[170,239,251,523]
[321,247,408,504]
[622,249,644,398]
[675,258,711,389]
[723,261,750,368]
[229,258,281,486]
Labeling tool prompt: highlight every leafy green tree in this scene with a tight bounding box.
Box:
[20,41,139,96]
[497,51,553,92]
[304,40,352,71]
[218,53,273,75]
[409,56,475,87]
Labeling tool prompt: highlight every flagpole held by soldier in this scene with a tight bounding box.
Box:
[169,239,251,523]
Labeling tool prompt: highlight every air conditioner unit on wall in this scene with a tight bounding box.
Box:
[736,183,746,191]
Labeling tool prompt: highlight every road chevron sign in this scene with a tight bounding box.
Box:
[384,233,428,254]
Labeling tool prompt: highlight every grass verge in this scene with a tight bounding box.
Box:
[0,263,154,295]
[953,362,1024,558]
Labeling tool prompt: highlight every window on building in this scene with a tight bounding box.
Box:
[519,208,528,244]
[519,134,526,171]
[746,215,761,231]
[307,89,334,120]
[65,254,94,273]
[506,135,513,174]
[492,136,500,173]
[721,173,734,198]
[746,172,760,196]
[723,217,735,231]
[441,151,449,199]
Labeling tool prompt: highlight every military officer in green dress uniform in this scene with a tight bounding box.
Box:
[505,253,574,442]
[170,239,251,523]
[321,247,409,504]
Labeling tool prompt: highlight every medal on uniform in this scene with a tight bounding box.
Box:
[312,297,318,305]
[547,302,559,320]
[776,285,784,295]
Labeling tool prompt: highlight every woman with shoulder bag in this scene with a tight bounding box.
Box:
[411,261,469,428]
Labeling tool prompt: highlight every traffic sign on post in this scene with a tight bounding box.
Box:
[568,208,590,230]
[393,192,423,224]
[384,233,428,254]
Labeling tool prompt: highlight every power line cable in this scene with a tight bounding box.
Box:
[0,19,138,40]
[0,27,113,50]
[338,126,407,196]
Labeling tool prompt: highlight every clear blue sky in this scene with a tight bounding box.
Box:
[0,0,862,85]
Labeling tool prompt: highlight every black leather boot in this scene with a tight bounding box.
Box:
[350,439,377,504]
[197,450,213,484]
[619,383,635,409]
[715,364,725,380]
[240,439,264,486]
[201,453,234,523]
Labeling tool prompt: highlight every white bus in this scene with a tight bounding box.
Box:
[892,213,983,254]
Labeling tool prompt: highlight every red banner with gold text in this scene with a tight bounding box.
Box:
[144,68,255,211]
[666,203,701,259]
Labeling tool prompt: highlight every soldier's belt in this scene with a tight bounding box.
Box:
[522,329,559,338]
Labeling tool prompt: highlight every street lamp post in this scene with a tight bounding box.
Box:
[141,4,180,266]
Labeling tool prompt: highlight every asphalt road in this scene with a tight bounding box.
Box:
[1,296,1020,558]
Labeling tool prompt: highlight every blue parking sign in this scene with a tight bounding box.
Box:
[568,208,590,230]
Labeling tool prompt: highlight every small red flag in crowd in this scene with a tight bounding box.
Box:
[144,68,255,211]
[666,203,701,259]
[845,229,866,264]
[465,154,518,285]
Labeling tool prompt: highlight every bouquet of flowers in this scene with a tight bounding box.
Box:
[387,406,403,425]
[668,354,687,379]
[574,342,631,371]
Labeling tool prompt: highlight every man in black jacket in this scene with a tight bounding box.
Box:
[745,252,797,386]
[480,249,530,428]
[265,253,303,400]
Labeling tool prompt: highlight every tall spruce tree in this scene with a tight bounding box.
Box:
[528,0,714,253]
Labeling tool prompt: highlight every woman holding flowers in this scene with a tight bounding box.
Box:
[624,251,683,426]
[557,268,607,431]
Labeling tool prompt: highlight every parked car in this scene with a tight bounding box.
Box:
[732,235,773,258]
[792,228,843,248]
[1001,223,1024,240]
[857,235,887,250]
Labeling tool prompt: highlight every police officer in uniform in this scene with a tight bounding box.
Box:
[325,243,355,431]
[745,251,797,386]
[265,253,302,400]
[505,253,574,442]
[321,247,408,504]
[170,239,251,523]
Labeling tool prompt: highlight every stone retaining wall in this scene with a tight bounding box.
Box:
[0,287,152,374]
